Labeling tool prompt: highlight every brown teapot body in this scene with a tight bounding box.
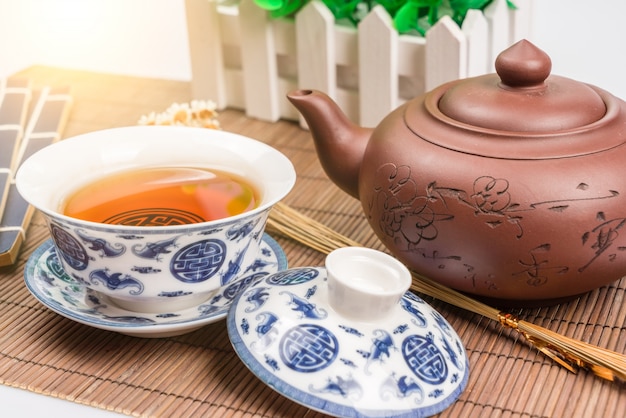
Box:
[288,40,626,306]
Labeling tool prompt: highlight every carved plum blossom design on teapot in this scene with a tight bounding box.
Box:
[368,162,622,288]
[370,163,620,245]
[469,176,523,235]
[369,163,454,247]
[368,164,526,247]
[471,176,512,212]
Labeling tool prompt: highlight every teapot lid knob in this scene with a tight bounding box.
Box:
[495,39,551,88]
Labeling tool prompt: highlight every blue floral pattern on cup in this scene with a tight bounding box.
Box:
[24,235,287,338]
[46,209,270,311]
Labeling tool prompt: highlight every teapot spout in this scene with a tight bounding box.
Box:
[287,89,372,199]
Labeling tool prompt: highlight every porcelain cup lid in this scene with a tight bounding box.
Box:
[227,247,469,417]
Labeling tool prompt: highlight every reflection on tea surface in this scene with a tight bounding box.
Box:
[62,167,259,226]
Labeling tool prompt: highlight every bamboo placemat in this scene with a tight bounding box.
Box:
[0,66,623,417]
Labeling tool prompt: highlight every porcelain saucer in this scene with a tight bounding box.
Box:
[25,235,287,338]
[227,264,469,417]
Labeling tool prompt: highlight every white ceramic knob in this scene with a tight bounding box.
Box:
[325,247,411,322]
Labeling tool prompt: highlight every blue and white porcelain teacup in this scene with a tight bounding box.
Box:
[16,126,295,313]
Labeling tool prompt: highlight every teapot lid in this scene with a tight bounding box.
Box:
[405,40,626,159]
[437,40,605,132]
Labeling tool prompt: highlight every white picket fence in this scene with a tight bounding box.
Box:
[185,0,534,127]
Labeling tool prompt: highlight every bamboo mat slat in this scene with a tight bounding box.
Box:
[0,66,623,418]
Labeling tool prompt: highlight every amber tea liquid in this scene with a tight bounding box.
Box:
[62,167,259,226]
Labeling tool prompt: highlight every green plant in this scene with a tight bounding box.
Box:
[251,0,516,36]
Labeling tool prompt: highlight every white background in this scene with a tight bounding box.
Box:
[0,0,625,99]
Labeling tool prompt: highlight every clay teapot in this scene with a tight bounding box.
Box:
[287,39,626,306]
